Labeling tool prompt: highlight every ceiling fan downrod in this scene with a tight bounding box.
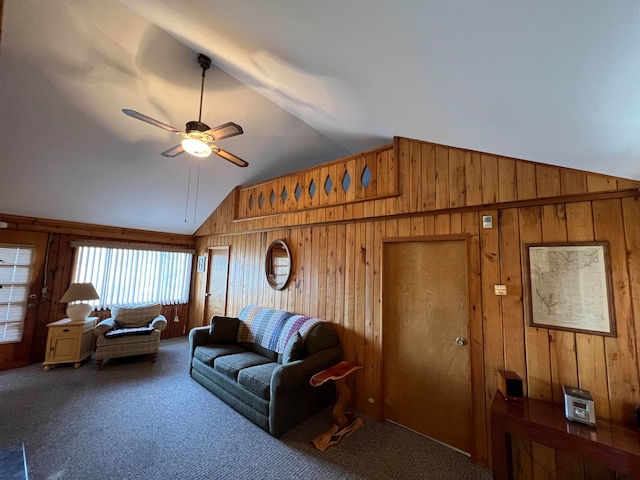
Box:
[197,54,211,123]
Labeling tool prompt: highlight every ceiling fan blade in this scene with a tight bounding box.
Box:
[122,109,181,134]
[213,147,249,167]
[205,122,244,141]
[161,144,185,157]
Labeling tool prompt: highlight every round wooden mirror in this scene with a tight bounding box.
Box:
[265,240,292,290]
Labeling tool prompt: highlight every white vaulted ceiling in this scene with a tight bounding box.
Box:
[1,1,639,234]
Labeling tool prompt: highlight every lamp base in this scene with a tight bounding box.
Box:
[66,303,92,322]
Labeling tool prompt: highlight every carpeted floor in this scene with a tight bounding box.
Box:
[0,337,492,480]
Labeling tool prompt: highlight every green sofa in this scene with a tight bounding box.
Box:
[188,305,342,437]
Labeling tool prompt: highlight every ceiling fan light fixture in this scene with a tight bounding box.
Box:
[182,138,212,157]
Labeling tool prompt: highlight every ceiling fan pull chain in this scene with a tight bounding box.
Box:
[193,162,201,224]
[184,159,193,223]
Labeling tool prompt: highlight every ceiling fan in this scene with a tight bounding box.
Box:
[122,53,248,167]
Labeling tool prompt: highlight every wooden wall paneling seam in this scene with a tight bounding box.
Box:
[497,157,517,203]
[497,208,527,394]
[518,206,553,401]
[540,205,579,406]
[560,169,588,196]
[353,222,366,411]
[435,145,450,210]
[465,151,483,207]
[316,226,327,320]
[398,138,412,214]
[536,165,562,198]
[449,149,466,208]
[622,197,640,406]
[480,154,498,205]
[518,205,557,480]
[408,140,421,211]
[462,212,488,465]
[372,220,385,419]
[587,174,617,192]
[516,161,537,201]
[325,226,337,325]
[344,223,356,370]
[435,213,450,235]
[593,199,640,421]
[479,209,503,465]
[364,221,376,416]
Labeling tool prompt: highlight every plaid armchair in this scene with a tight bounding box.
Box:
[94,303,167,370]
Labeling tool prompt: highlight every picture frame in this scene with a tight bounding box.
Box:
[197,255,207,273]
[522,242,616,336]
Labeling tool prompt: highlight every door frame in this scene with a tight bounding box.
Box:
[203,245,230,325]
[381,234,485,462]
[0,230,49,370]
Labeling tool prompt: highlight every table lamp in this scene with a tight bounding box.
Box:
[60,282,100,321]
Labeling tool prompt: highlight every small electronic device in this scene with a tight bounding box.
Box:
[563,385,596,426]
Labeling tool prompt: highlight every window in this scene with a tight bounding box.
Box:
[71,244,193,310]
[0,245,36,344]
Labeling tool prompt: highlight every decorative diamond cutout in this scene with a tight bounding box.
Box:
[258,193,265,209]
[295,183,302,201]
[249,194,254,210]
[324,175,333,196]
[309,179,316,199]
[281,186,288,204]
[342,171,351,193]
[270,189,276,206]
[361,165,372,188]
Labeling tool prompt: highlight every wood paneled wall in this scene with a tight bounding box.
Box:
[193,137,640,473]
[0,215,195,364]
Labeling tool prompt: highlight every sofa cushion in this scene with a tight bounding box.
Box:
[209,316,240,344]
[194,345,246,367]
[214,352,271,381]
[237,362,278,400]
[282,332,304,363]
[111,303,161,328]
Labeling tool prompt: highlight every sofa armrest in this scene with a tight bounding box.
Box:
[151,315,168,332]
[94,318,116,337]
[188,326,211,370]
[271,347,342,393]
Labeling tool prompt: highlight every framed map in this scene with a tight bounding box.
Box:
[523,242,616,336]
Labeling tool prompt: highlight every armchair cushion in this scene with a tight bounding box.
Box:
[105,326,155,338]
[94,318,117,337]
[111,303,162,328]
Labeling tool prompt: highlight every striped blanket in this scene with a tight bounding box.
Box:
[236,305,323,354]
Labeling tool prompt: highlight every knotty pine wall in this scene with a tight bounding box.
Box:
[192,137,640,473]
[0,215,195,364]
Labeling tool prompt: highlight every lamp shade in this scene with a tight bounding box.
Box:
[60,283,100,303]
[60,283,99,322]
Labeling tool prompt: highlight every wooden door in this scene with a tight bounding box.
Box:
[383,239,472,453]
[0,230,48,370]
[203,246,230,325]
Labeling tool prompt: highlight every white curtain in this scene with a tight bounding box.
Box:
[73,246,192,310]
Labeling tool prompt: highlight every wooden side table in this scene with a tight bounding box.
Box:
[491,390,640,479]
[310,361,363,451]
[43,317,97,370]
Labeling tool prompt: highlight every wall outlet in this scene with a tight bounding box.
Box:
[173,315,180,323]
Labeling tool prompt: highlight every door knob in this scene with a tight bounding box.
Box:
[455,337,467,346]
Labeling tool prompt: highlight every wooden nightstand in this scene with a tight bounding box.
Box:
[43,317,97,370]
